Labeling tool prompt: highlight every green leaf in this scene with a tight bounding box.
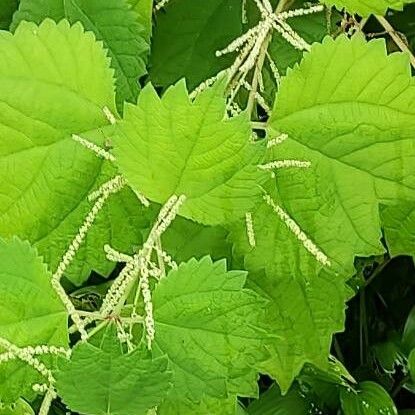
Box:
[161,215,232,264]
[246,384,318,415]
[113,78,266,225]
[321,0,415,16]
[340,381,397,415]
[12,0,150,112]
[152,257,269,410]
[56,326,172,415]
[128,0,153,41]
[372,336,405,373]
[229,190,348,391]
[0,0,18,30]
[0,237,68,403]
[33,158,149,286]
[0,399,34,415]
[381,202,415,259]
[269,34,415,275]
[0,20,145,285]
[150,0,242,91]
[158,395,239,415]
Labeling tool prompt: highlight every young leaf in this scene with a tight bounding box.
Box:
[0,238,68,403]
[321,0,415,17]
[12,0,150,112]
[229,192,349,391]
[340,381,397,415]
[269,35,415,274]
[152,257,269,410]
[56,327,172,415]
[0,20,144,285]
[113,78,266,225]
[150,0,242,91]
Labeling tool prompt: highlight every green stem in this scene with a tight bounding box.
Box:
[375,15,415,69]
[247,0,294,116]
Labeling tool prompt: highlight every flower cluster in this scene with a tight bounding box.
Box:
[245,212,256,248]
[259,159,311,170]
[216,0,324,112]
[52,175,126,339]
[96,195,186,349]
[0,337,55,384]
[71,134,116,162]
[267,132,288,148]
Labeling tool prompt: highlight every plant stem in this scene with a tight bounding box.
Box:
[246,0,294,116]
[364,258,390,287]
[375,15,415,69]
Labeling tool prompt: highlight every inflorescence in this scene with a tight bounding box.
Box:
[216,0,324,113]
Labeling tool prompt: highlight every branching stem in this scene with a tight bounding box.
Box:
[247,0,295,116]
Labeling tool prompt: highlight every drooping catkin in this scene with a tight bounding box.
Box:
[263,194,331,267]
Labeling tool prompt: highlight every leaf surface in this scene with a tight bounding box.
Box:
[56,327,172,415]
[0,20,145,285]
[161,216,232,263]
[321,0,415,16]
[153,257,269,410]
[340,381,397,415]
[114,78,266,225]
[381,202,415,258]
[269,35,415,274]
[12,0,150,111]
[150,0,242,91]
[0,238,67,403]
[229,188,348,390]
[0,0,18,29]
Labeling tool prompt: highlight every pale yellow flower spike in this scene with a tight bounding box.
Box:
[39,387,57,415]
[52,175,126,340]
[258,160,311,170]
[98,195,186,350]
[267,133,288,148]
[103,106,117,125]
[245,212,256,248]
[71,134,116,162]
[263,194,331,267]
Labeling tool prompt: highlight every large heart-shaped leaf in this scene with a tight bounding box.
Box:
[269,34,415,275]
[0,20,146,285]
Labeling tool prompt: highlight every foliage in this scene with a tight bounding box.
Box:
[0,0,414,414]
